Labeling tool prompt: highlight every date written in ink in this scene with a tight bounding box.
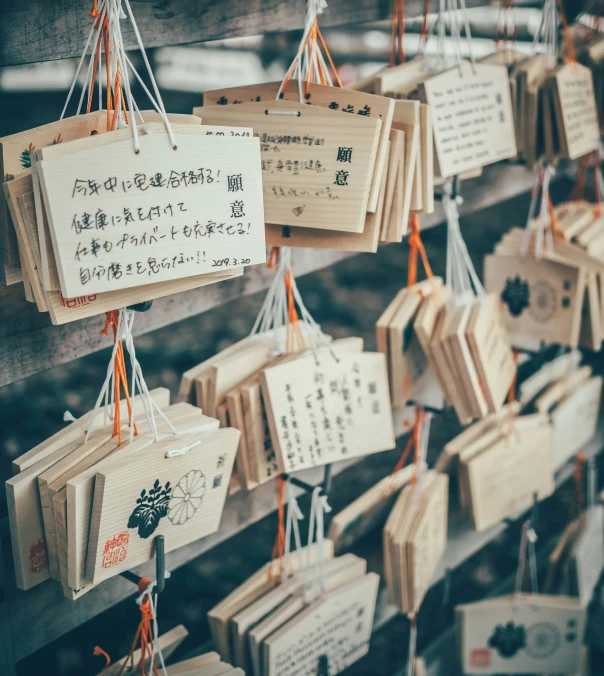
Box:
[212,257,250,267]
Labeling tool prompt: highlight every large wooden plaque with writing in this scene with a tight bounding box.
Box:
[421,62,516,178]
[37,126,265,297]
[261,349,395,473]
[264,573,379,676]
[203,81,394,214]
[552,62,600,159]
[197,101,382,234]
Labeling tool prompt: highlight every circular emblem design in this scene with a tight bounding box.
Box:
[525,622,561,659]
[168,469,206,525]
[528,281,557,324]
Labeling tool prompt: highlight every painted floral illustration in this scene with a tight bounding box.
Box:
[128,479,172,539]
[19,134,63,169]
[168,470,206,525]
[488,621,527,658]
[501,276,530,317]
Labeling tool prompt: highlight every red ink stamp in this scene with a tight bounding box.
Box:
[102,531,129,569]
[60,294,98,309]
[29,537,48,574]
[470,648,492,668]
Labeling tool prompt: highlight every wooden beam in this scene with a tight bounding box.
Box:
[0,163,566,389]
[0,0,489,68]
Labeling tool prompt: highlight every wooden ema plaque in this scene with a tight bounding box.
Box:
[420,62,517,178]
[202,80,395,213]
[261,348,395,473]
[36,124,266,297]
[570,505,604,606]
[456,594,585,674]
[550,62,600,159]
[3,173,240,324]
[5,389,170,591]
[466,294,517,413]
[86,428,239,583]
[197,101,382,234]
[0,111,106,284]
[263,573,379,676]
[550,376,602,469]
[464,418,555,532]
[0,111,200,285]
[485,253,586,348]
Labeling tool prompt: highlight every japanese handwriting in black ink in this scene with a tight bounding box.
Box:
[357,105,371,116]
[337,147,353,163]
[134,173,148,191]
[342,104,354,113]
[230,200,245,218]
[104,177,117,192]
[228,174,243,192]
[72,179,100,198]
[329,102,339,110]
[334,170,349,186]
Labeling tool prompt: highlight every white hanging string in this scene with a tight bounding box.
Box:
[276,0,333,103]
[136,582,169,676]
[281,482,305,583]
[533,0,558,56]
[60,0,107,120]
[303,487,331,603]
[586,458,597,529]
[513,520,539,600]
[443,181,486,306]
[411,411,432,507]
[496,0,517,51]
[85,309,176,444]
[61,0,175,152]
[432,0,476,73]
[406,613,418,676]
[250,247,335,363]
[520,163,556,259]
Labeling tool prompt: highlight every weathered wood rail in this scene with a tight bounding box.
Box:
[0,162,568,388]
[0,0,492,68]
